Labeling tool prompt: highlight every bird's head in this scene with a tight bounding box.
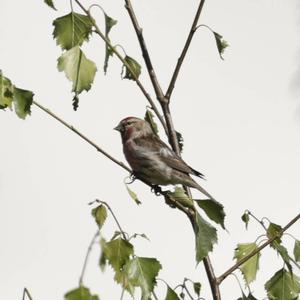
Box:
[114,117,153,141]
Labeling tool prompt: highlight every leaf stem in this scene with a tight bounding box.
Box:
[217,213,300,285]
[95,199,127,241]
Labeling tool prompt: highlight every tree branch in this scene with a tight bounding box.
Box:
[217,212,300,285]
[33,101,131,173]
[124,0,166,105]
[165,0,206,101]
[73,0,168,134]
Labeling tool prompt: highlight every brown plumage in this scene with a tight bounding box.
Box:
[115,117,214,199]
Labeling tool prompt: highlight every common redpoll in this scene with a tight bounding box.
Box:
[114,117,214,200]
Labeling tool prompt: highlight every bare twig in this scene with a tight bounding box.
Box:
[22,288,33,300]
[165,0,206,101]
[73,0,167,134]
[33,101,131,173]
[79,230,100,286]
[217,213,300,285]
[124,0,166,104]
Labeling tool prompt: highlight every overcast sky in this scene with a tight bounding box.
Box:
[1,1,300,299]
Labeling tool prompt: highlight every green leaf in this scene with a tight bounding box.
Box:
[175,131,184,153]
[167,187,194,209]
[53,13,93,50]
[265,268,300,300]
[196,199,226,229]
[103,14,117,74]
[246,293,258,300]
[124,257,162,300]
[144,109,159,136]
[212,31,228,60]
[165,285,180,300]
[294,240,300,262]
[64,286,99,300]
[44,0,56,10]
[234,243,260,284]
[91,204,107,229]
[0,72,13,109]
[275,244,293,274]
[130,233,150,241]
[237,292,248,300]
[13,87,34,119]
[241,212,250,230]
[125,184,141,205]
[123,56,141,81]
[99,237,107,271]
[267,222,283,246]
[193,282,201,296]
[57,46,97,95]
[194,212,218,263]
[103,238,134,273]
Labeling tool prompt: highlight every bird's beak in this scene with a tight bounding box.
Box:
[114,124,122,132]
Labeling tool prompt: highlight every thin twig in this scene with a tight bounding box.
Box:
[33,101,131,172]
[95,200,127,240]
[124,0,166,104]
[73,0,167,134]
[79,230,100,285]
[165,0,206,101]
[217,213,300,285]
[22,288,33,300]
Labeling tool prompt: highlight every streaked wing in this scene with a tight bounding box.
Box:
[135,135,204,177]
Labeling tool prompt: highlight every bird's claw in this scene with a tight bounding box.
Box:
[151,185,163,196]
[126,173,137,184]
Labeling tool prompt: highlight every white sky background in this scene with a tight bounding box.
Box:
[1,0,300,299]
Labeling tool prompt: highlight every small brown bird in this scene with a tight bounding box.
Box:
[114,117,214,200]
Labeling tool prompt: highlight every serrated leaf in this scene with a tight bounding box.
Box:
[64,286,99,300]
[103,238,134,273]
[0,72,13,109]
[91,204,107,229]
[175,131,184,153]
[265,268,300,300]
[44,0,56,10]
[57,46,97,95]
[165,285,180,300]
[212,31,228,60]
[193,282,201,296]
[294,240,300,262]
[275,244,293,274]
[194,212,218,263]
[124,257,161,300]
[196,199,226,229]
[167,187,194,209]
[125,184,141,205]
[123,56,141,81]
[53,13,93,50]
[103,14,117,74]
[234,243,260,284]
[144,109,159,136]
[13,87,34,119]
[241,212,250,230]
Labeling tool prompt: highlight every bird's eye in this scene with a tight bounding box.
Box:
[126,121,133,126]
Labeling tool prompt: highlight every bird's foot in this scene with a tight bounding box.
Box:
[151,185,163,196]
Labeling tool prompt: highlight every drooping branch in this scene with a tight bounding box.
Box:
[217,212,300,285]
[165,0,206,101]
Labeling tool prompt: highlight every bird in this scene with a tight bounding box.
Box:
[114,116,214,200]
